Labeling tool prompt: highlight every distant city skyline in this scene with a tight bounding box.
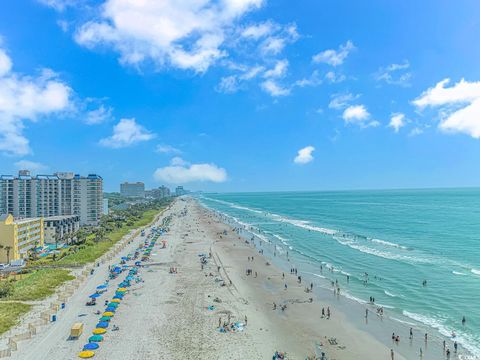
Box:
[1,1,480,192]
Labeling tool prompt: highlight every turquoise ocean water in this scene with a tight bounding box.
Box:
[199,189,480,358]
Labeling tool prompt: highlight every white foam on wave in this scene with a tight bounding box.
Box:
[371,238,409,250]
[471,269,480,276]
[203,197,263,214]
[384,290,397,297]
[343,292,368,305]
[390,317,417,327]
[453,271,467,276]
[269,214,338,235]
[403,311,480,358]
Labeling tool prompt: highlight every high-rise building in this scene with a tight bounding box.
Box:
[146,185,171,199]
[175,186,186,196]
[0,171,103,226]
[120,182,145,198]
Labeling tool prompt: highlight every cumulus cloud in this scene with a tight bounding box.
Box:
[342,105,379,128]
[154,159,227,184]
[156,144,181,154]
[389,113,406,133]
[14,160,48,172]
[294,70,322,88]
[261,79,290,97]
[263,59,288,78]
[216,75,239,93]
[241,22,275,40]
[294,145,315,164]
[329,92,359,110]
[375,61,411,87]
[312,41,355,66]
[413,78,480,138]
[0,46,72,156]
[100,118,155,148]
[325,71,346,83]
[74,0,265,73]
[85,104,113,125]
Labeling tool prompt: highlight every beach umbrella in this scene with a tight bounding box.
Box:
[107,302,118,308]
[113,295,123,300]
[78,350,95,358]
[83,343,99,350]
[99,316,111,322]
[96,322,109,328]
[105,307,116,313]
[89,294,100,298]
[117,287,127,292]
[111,299,120,303]
[92,328,106,335]
[102,312,114,317]
[96,285,107,290]
[88,335,103,342]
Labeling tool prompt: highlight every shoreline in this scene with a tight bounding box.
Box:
[203,199,475,360]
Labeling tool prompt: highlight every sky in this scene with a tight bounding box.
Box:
[1,0,480,192]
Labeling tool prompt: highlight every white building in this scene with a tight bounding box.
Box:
[103,198,109,215]
[0,171,103,226]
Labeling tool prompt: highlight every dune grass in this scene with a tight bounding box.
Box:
[56,208,160,266]
[4,269,74,301]
[0,302,32,335]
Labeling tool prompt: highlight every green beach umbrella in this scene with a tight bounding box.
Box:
[99,316,111,322]
[88,335,103,342]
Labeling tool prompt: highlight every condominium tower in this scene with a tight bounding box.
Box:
[0,171,103,226]
[120,182,145,198]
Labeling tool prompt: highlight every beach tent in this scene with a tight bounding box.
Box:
[78,350,95,358]
[83,343,99,350]
[88,335,103,342]
[92,328,107,335]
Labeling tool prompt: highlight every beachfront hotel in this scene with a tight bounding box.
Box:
[0,171,103,226]
[120,182,145,198]
[0,214,44,264]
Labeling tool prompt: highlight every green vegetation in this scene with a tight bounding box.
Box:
[0,302,32,335]
[4,269,74,301]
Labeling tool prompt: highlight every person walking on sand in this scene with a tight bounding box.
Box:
[244,315,248,325]
[409,327,413,339]
[218,317,222,328]
[327,307,331,319]
[365,308,368,318]
[390,349,394,360]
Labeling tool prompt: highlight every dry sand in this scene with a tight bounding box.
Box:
[8,198,405,360]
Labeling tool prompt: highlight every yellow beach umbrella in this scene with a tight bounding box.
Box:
[92,328,106,335]
[103,312,114,317]
[79,350,95,358]
[111,299,121,303]
[117,287,127,292]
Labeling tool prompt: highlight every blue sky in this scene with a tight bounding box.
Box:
[1,0,480,192]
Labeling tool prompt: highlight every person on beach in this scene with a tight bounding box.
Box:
[284,283,288,290]
[244,315,248,325]
[390,349,394,360]
[218,317,222,328]
[409,327,413,339]
[462,316,466,325]
[310,282,313,290]
[419,347,423,357]
[424,333,428,343]
[365,308,368,318]
[327,307,331,319]
[454,341,458,353]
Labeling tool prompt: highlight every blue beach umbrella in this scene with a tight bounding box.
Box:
[97,285,107,290]
[105,307,116,313]
[96,322,109,328]
[83,343,99,350]
[89,293,100,298]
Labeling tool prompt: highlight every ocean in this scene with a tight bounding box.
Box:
[199,189,480,358]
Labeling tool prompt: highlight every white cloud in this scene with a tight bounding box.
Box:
[154,160,227,184]
[294,70,321,88]
[261,79,290,97]
[74,0,264,73]
[312,40,355,66]
[325,71,346,83]
[263,59,288,78]
[389,113,406,133]
[329,92,359,110]
[170,156,188,166]
[241,22,274,39]
[216,75,239,93]
[294,145,315,164]
[14,160,48,172]
[0,46,72,156]
[156,144,181,154]
[85,104,112,124]
[37,0,76,11]
[409,127,423,137]
[342,105,378,128]
[100,118,155,148]
[261,37,286,55]
[413,78,480,138]
[375,61,411,87]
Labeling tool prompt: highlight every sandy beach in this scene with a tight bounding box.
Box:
[4,198,433,359]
